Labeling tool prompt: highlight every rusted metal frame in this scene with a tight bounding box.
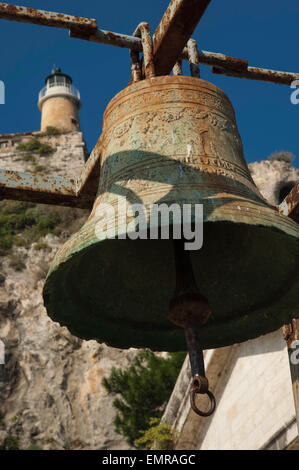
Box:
[187,39,200,78]
[173,48,248,74]
[130,23,155,83]
[71,26,250,74]
[152,0,211,76]
[279,182,299,222]
[212,65,299,86]
[0,0,211,72]
[130,51,142,83]
[184,49,248,71]
[2,3,297,85]
[0,2,97,34]
[71,27,248,75]
[70,28,143,50]
[0,169,79,207]
[71,28,250,74]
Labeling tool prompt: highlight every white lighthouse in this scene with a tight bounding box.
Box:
[38,67,81,133]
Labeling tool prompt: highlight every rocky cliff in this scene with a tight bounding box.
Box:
[0,234,137,450]
[0,130,137,450]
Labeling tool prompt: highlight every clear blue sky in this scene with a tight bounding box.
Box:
[0,0,299,167]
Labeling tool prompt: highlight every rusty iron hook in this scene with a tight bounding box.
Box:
[130,22,155,82]
[190,375,216,417]
[169,240,216,418]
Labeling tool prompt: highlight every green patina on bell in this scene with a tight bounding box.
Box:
[43,76,299,351]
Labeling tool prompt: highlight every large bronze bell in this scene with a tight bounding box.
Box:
[43,75,299,352]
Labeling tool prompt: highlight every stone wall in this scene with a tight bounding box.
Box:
[0,131,87,176]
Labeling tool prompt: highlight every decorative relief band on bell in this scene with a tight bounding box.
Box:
[104,77,236,122]
[107,109,237,139]
[98,156,257,192]
[103,91,236,131]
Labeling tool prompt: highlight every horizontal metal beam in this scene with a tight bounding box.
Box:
[71,26,250,73]
[0,2,97,33]
[0,169,79,207]
[1,3,298,87]
[212,65,299,86]
[182,49,248,71]
[152,0,211,76]
[70,28,142,50]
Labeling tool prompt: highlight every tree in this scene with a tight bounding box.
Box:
[103,349,186,447]
[135,418,179,450]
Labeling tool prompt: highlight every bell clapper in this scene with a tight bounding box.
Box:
[169,239,216,417]
[185,323,216,417]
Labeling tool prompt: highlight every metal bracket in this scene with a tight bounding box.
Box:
[279,183,299,223]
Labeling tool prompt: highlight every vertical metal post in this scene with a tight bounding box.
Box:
[187,39,200,78]
[283,320,299,432]
[173,59,183,76]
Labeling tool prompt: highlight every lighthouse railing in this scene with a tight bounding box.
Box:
[39,83,80,101]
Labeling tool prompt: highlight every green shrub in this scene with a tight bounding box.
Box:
[17,138,41,153]
[38,144,53,156]
[36,216,57,234]
[0,436,43,451]
[25,445,43,451]
[9,254,26,271]
[0,202,35,254]
[268,151,295,165]
[22,154,36,163]
[0,273,5,285]
[0,436,20,450]
[33,165,47,173]
[39,126,61,136]
[136,418,179,450]
[34,241,48,251]
[17,137,54,156]
[103,349,186,447]
[0,200,88,255]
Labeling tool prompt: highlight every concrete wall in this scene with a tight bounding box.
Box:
[199,331,297,450]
